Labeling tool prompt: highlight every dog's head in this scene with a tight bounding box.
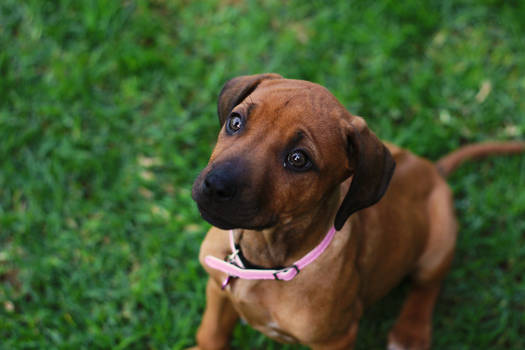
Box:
[192,74,395,231]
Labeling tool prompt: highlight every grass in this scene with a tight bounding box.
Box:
[0,0,524,349]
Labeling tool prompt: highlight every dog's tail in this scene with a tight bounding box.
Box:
[436,141,525,178]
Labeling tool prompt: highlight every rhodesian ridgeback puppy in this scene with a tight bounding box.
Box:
[190,73,524,350]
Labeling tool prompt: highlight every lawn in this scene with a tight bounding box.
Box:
[1,0,524,349]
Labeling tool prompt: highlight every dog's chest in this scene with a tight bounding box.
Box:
[201,227,359,344]
[226,279,302,343]
[224,258,357,344]
[225,280,308,343]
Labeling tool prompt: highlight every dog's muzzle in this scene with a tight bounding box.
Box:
[192,159,275,230]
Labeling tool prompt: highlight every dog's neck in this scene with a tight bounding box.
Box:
[237,189,341,268]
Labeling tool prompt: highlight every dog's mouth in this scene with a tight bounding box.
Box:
[196,204,277,231]
[197,204,238,230]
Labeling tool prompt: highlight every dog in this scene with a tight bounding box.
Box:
[189,73,524,350]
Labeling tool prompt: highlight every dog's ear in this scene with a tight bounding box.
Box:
[217,73,283,126]
[334,116,396,230]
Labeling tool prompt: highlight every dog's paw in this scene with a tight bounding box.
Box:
[387,323,431,350]
[387,338,430,350]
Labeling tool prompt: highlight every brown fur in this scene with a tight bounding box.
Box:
[189,74,525,350]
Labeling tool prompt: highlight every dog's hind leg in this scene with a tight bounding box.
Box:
[189,279,239,350]
[387,182,458,350]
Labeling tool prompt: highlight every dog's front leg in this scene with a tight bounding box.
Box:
[189,278,238,350]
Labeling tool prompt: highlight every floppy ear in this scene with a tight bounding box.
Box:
[334,116,396,230]
[217,73,283,126]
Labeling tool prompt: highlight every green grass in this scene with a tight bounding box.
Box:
[1,0,524,349]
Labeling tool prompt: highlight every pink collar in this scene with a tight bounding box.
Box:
[205,226,337,289]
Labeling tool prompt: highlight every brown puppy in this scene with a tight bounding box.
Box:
[190,73,524,350]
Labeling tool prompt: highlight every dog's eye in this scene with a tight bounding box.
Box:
[285,150,311,171]
[226,113,243,134]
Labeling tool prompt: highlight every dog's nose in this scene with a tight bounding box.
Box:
[203,171,237,201]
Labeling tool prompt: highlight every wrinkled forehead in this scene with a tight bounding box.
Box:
[237,79,348,135]
[250,79,342,111]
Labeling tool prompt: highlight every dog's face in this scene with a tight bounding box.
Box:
[192,74,395,231]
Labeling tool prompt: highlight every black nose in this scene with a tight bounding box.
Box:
[203,171,237,201]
